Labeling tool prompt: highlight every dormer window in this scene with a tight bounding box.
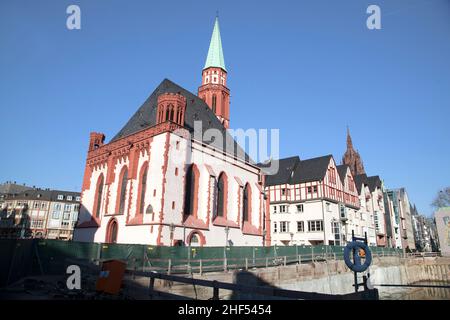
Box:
[57,195,63,200]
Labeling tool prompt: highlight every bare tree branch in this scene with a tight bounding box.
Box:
[431,187,450,209]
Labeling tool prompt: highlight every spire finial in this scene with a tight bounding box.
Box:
[216,10,219,18]
[346,126,353,149]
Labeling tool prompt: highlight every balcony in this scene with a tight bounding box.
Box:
[339,205,348,222]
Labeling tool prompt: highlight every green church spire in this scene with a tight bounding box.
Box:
[204,16,226,71]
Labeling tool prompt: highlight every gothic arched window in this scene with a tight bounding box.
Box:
[243,183,251,222]
[184,164,199,217]
[169,105,174,121]
[93,174,104,218]
[216,173,227,218]
[117,167,128,214]
[106,219,118,243]
[165,107,170,122]
[138,164,148,215]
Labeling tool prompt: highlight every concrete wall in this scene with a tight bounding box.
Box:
[139,256,450,299]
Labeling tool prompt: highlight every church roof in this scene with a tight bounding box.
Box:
[110,78,250,162]
[260,155,333,186]
[204,17,226,71]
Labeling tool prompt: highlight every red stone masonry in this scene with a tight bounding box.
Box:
[80,121,189,229]
[157,93,186,126]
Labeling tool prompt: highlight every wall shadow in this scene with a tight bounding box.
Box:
[230,270,292,300]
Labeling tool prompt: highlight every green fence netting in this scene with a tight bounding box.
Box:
[0,239,404,287]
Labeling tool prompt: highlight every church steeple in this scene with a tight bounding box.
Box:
[204,16,226,71]
[342,127,366,177]
[198,16,230,129]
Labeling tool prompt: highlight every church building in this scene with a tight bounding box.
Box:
[74,17,267,246]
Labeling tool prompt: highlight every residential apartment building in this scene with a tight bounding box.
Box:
[262,128,420,249]
[384,189,403,249]
[410,204,441,252]
[383,188,416,250]
[341,129,387,247]
[0,181,33,206]
[261,155,360,246]
[336,165,366,244]
[435,207,450,256]
[352,174,387,247]
[0,189,80,240]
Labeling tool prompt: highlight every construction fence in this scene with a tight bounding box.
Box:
[0,239,403,288]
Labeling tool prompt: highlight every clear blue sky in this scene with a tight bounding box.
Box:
[1,0,449,217]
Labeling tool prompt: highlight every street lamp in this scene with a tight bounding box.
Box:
[224,225,230,246]
[224,226,230,271]
[289,232,294,246]
[169,223,175,246]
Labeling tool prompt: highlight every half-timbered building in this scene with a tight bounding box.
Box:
[261,155,360,246]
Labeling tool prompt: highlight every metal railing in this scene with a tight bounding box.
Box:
[127,250,409,276]
[135,270,378,300]
[404,252,441,258]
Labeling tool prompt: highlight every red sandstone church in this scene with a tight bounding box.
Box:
[74,17,268,246]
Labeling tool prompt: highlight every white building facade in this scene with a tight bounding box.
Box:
[74,18,267,247]
[262,155,360,246]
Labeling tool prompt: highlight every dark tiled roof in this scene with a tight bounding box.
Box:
[367,175,382,192]
[354,174,368,194]
[291,155,333,184]
[110,79,250,162]
[336,165,349,184]
[4,189,80,202]
[259,156,300,186]
[0,183,33,196]
[259,155,333,186]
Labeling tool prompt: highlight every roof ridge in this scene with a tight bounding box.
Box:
[300,154,333,162]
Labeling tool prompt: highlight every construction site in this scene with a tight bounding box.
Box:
[1,239,449,300]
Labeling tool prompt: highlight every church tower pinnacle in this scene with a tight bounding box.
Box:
[198,16,230,128]
[342,127,366,177]
[346,126,353,149]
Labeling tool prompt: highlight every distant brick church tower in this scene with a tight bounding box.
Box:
[198,17,230,128]
[342,127,366,176]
